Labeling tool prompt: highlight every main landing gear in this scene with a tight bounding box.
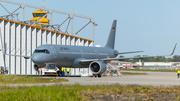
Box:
[93,74,102,78]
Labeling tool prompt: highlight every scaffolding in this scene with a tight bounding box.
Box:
[0,0,97,46]
[0,0,95,75]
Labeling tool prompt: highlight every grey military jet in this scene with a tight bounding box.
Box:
[30,20,176,77]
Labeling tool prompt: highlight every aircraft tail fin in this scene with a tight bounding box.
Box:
[105,20,117,49]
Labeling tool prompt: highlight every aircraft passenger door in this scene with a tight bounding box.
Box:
[51,46,57,58]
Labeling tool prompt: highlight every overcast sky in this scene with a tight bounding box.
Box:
[0,0,180,58]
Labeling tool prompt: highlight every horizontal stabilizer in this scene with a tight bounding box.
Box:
[5,54,31,59]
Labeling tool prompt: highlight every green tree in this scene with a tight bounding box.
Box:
[166,58,172,62]
[172,55,180,62]
[118,55,175,62]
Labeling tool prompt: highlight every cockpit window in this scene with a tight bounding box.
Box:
[34,49,50,54]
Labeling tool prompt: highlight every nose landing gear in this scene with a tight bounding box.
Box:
[57,70,62,77]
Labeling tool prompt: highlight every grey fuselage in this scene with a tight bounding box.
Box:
[32,44,118,68]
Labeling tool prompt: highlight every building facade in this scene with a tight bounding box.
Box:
[0,18,93,75]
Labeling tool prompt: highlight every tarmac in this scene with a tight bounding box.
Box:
[1,71,180,87]
[60,71,180,87]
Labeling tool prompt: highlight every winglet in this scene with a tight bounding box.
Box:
[169,43,177,56]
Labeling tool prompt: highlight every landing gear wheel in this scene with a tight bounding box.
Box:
[93,74,97,77]
[98,74,101,78]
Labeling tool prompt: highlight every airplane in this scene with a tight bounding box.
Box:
[30,20,176,77]
[1,20,176,77]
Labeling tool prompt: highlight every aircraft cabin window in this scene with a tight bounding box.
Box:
[34,49,50,54]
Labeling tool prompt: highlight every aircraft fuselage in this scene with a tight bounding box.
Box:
[32,44,118,68]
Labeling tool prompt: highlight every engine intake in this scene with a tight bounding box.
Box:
[89,61,106,74]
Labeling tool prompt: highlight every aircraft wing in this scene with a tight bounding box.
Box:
[115,51,144,55]
[101,54,172,61]
[81,43,177,63]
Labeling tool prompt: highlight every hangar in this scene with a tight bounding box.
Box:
[0,0,96,75]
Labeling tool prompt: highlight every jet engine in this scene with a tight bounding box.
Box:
[89,61,107,75]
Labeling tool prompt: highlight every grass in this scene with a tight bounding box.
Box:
[0,75,68,84]
[0,84,180,100]
[121,72,147,75]
[121,69,177,72]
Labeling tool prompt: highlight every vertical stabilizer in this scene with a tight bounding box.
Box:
[105,20,117,49]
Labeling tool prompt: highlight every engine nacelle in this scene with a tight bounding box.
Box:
[89,61,106,75]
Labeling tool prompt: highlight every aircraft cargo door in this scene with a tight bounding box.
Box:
[51,46,57,58]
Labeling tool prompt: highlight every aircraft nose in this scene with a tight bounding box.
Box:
[32,54,44,65]
[32,54,38,62]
